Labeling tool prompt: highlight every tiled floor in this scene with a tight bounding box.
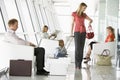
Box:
[0,62,120,80]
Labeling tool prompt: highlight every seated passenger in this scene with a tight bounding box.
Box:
[4,18,49,75]
[54,40,67,58]
[84,26,115,63]
[41,25,57,39]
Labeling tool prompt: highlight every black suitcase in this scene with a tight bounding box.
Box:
[9,60,32,76]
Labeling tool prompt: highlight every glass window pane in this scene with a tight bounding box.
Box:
[44,10,55,32]
[40,7,48,25]
[0,8,6,40]
[0,8,6,33]
[55,6,71,15]
[54,6,71,33]
[34,4,44,28]
[57,16,71,33]
[30,1,41,32]
[18,0,37,44]
[19,0,34,32]
[4,0,23,33]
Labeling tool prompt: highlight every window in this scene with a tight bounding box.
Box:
[0,7,6,40]
[54,6,72,33]
[4,0,25,39]
[16,0,37,44]
[40,7,49,26]
[0,8,6,33]
[33,2,43,29]
[44,9,55,32]
[4,0,24,33]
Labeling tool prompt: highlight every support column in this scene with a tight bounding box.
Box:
[98,0,106,41]
[105,0,119,67]
[105,0,119,32]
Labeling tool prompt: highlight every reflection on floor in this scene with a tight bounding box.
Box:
[0,63,120,80]
[75,63,120,80]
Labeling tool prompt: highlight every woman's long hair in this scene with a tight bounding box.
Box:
[76,2,87,16]
[107,26,115,38]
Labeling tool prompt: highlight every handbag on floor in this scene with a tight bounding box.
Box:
[9,59,32,76]
[96,49,112,66]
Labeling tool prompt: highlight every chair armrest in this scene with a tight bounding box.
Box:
[0,41,34,69]
[92,42,116,56]
[40,39,58,57]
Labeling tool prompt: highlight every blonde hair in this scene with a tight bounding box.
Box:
[76,2,87,16]
[107,26,115,38]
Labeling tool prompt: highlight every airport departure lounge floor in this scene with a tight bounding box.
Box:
[0,62,120,80]
[1,39,120,80]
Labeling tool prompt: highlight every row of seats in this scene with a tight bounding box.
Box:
[0,39,71,76]
[0,38,116,76]
[38,39,72,75]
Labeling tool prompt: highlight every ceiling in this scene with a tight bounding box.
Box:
[52,0,99,15]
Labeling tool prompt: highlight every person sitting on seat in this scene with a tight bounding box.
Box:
[41,25,57,39]
[4,18,49,75]
[84,26,115,63]
[54,39,67,58]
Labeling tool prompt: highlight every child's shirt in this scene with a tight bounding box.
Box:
[41,32,49,39]
[54,46,67,58]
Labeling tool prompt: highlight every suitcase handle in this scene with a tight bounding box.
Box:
[17,59,25,61]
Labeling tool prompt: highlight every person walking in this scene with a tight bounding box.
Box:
[71,2,93,69]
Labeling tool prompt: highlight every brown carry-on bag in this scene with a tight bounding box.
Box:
[9,59,32,76]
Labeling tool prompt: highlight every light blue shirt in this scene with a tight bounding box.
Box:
[54,46,67,57]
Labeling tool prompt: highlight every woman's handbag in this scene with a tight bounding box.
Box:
[96,49,112,66]
[86,25,94,39]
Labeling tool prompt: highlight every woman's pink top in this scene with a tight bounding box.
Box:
[72,12,87,33]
